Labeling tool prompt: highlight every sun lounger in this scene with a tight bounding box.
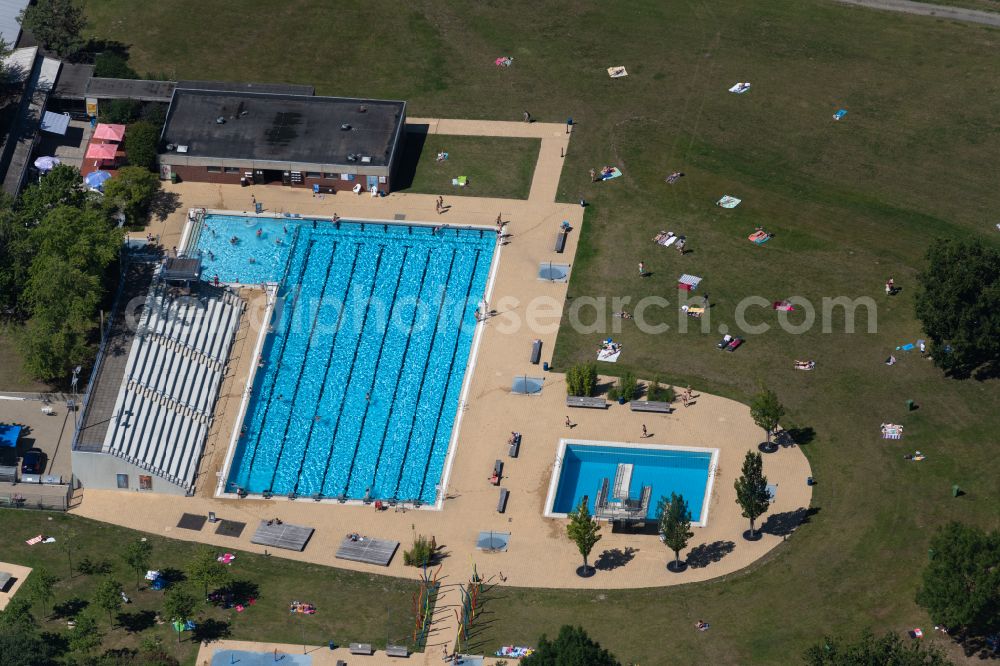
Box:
[497,487,509,513]
[554,229,568,253]
[530,339,542,364]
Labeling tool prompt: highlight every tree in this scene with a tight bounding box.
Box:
[187,547,229,598]
[0,625,57,666]
[522,625,621,666]
[915,238,1000,378]
[99,99,142,125]
[59,526,79,578]
[67,610,103,657]
[658,493,694,572]
[121,538,153,591]
[22,567,58,618]
[16,164,88,227]
[161,587,197,643]
[566,498,601,576]
[102,166,160,226]
[750,387,785,449]
[0,597,35,632]
[915,522,1000,638]
[18,0,87,57]
[92,578,123,627]
[803,630,951,666]
[734,451,770,539]
[122,122,162,173]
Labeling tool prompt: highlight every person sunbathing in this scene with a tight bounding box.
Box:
[613,311,632,319]
[601,166,615,176]
[794,360,815,370]
[666,172,684,184]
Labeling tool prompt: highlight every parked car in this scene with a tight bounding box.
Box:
[21,449,46,475]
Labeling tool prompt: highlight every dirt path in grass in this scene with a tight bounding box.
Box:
[833,0,1000,27]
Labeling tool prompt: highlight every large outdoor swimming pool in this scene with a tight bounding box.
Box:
[545,441,717,524]
[196,214,496,503]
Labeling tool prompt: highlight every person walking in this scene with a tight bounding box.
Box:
[589,168,597,182]
[523,110,531,123]
[565,415,573,428]
[642,424,648,438]
[638,261,646,276]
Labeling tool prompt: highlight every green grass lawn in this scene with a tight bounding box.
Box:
[0,510,426,665]
[0,331,52,392]
[396,133,539,199]
[73,1,1000,663]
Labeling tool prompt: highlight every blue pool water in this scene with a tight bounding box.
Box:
[213,651,311,666]
[551,444,713,521]
[196,215,496,502]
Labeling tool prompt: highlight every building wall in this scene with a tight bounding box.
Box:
[167,165,393,192]
[71,449,189,496]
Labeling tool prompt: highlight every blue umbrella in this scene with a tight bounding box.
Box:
[33,156,60,172]
[85,170,112,190]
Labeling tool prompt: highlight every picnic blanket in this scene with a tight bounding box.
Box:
[652,231,680,247]
[729,82,751,94]
[607,66,628,78]
[497,646,535,658]
[833,109,848,120]
[717,195,741,208]
[25,535,43,545]
[749,230,771,244]
[597,348,621,363]
[896,343,915,351]
[600,167,622,180]
[881,424,904,440]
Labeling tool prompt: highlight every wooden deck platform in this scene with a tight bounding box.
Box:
[250,521,315,551]
[335,536,399,566]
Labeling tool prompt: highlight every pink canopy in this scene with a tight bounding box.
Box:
[85,142,119,160]
[92,123,126,142]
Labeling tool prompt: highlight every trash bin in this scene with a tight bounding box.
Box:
[807,476,814,486]
[952,484,960,497]
[906,399,915,411]
[543,361,549,371]
[170,172,178,184]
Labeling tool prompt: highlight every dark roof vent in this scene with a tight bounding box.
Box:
[216,116,225,124]
[340,123,351,131]
[358,104,367,113]
[347,153,358,162]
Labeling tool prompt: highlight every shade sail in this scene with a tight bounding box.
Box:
[85,143,118,160]
[40,111,70,135]
[0,424,21,448]
[93,123,126,142]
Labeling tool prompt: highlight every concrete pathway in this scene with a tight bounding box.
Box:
[833,0,1000,27]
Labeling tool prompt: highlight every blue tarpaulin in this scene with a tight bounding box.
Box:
[0,424,21,448]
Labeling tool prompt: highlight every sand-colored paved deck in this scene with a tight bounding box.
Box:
[195,639,509,666]
[75,118,811,661]
[0,562,32,611]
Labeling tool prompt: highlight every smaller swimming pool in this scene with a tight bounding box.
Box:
[212,650,311,666]
[545,440,718,525]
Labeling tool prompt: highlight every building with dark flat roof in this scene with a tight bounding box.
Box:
[159,89,406,192]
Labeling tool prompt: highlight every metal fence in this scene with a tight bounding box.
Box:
[1,486,73,511]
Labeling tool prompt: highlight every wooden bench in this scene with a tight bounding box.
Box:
[386,645,409,657]
[630,401,673,413]
[554,230,568,253]
[497,487,509,513]
[530,339,542,364]
[350,643,374,655]
[508,433,521,458]
[566,395,608,409]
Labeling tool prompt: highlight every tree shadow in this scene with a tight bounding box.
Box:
[192,618,231,643]
[149,189,182,222]
[686,540,736,569]
[51,597,88,620]
[594,547,637,571]
[76,39,131,63]
[157,568,186,586]
[780,427,815,447]
[116,609,157,633]
[760,507,819,537]
[209,579,260,608]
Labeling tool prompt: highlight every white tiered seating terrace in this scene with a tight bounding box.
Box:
[101,285,244,492]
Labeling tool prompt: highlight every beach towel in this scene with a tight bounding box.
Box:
[773,300,794,311]
[608,66,628,78]
[833,109,848,120]
[598,348,621,363]
[728,82,751,94]
[25,535,43,545]
[896,343,915,352]
[495,56,513,67]
[496,647,535,658]
[717,195,741,208]
[794,361,815,370]
[653,231,680,247]
[749,230,771,244]
[600,167,622,180]
[452,176,468,187]
[684,306,705,318]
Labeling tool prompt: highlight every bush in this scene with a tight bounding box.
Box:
[565,361,598,397]
[648,376,675,403]
[93,52,138,79]
[99,99,141,125]
[123,121,160,172]
[403,535,436,567]
[614,372,639,402]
